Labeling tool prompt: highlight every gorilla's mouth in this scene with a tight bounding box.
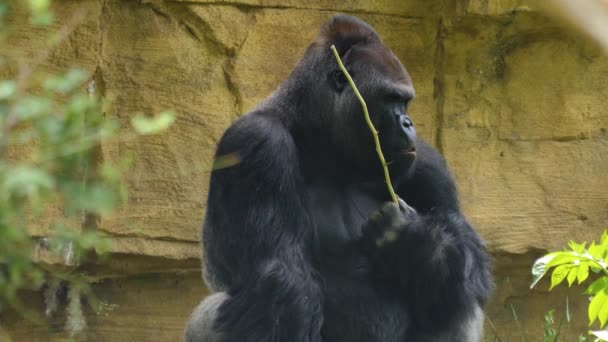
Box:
[402,146,416,157]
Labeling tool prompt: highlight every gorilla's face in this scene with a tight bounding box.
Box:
[328,40,417,179]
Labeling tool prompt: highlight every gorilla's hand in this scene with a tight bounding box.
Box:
[360,198,491,333]
[361,199,417,249]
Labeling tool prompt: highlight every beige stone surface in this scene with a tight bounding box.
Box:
[107,237,200,260]
[1,1,101,76]
[1,272,208,342]
[452,139,608,253]
[440,12,608,253]
[164,0,436,17]
[98,0,238,241]
[464,0,535,15]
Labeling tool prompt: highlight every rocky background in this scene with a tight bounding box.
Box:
[2,0,607,340]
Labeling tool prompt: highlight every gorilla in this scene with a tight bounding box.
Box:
[185,14,493,342]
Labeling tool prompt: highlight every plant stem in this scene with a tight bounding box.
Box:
[330,45,398,205]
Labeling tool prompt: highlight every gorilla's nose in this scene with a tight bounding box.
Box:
[399,115,413,128]
[397,114,416,149]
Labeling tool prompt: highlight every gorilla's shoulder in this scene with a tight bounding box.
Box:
[218,111,290,151]
[215,111,299,175]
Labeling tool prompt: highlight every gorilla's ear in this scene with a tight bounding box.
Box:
[317,14,380,57]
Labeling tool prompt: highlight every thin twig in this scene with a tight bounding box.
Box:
[509,303,528,342]
[484,313,503,342]
[330,45,398,205]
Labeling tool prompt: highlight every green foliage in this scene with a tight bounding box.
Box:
[131,111,176,135]
[544,310,562,342]
[531,231,608,340]
[0,0,174,330]
[27,0,53,25]
[482,302,588,342]
[541,305,589,342]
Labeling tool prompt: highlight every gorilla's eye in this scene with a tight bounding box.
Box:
[330,69,348,92]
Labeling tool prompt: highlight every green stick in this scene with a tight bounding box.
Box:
[330,45,399,205]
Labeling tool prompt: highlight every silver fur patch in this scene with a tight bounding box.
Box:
[184,292,229,342]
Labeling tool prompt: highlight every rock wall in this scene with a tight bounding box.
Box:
[2,0,607,340]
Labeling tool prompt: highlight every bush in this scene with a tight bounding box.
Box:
[532,231,608,341]
[0,0,174,335]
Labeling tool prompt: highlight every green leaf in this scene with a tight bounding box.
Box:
[3,166,54,195]
[44,69,88,94]
[60,182,119,216]
[586,277,608,295]
[531,252,581,289]
[601,231,608,247]
[578,262,591,284]
[570,240,588,254]
[0,3,8,25]
[590,328,608,341]
[80,185,118,215]
[590,290,608,327]
[602,231,608,263]
[547,252,580,268]
[28,0,50,12]
[600,296,608,328]
[568,267,578,286]
[589,242,608,262]
[35,116,62,141]
[0,80,16,100]
[30,11,53,26]
[531,253,558,288]
[550,264,572,290]
[130,111,175,135]
[590,292,604,327]
[15,96,53,120]
[65,94,96,115]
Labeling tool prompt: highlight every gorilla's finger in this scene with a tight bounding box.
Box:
[397,197,417,217]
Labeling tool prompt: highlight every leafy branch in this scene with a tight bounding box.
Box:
[531,230,608,340]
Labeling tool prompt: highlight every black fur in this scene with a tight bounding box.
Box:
[198,14,493,342]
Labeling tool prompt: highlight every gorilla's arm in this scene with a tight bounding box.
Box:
[202,113,323,342]
[361,141,493,333]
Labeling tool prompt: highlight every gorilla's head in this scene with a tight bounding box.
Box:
[284,15,417,180]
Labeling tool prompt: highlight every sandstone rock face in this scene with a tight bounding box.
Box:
[441,13,608,256]
[1,0,607,340]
